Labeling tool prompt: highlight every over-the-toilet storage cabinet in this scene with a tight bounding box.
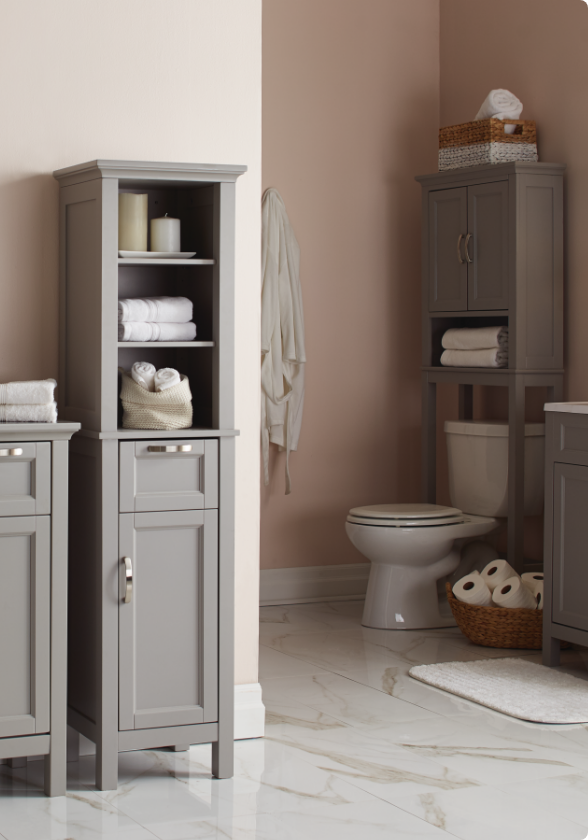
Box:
[53,160,245,791]
[417,162,565,572]
[0,422,79,796]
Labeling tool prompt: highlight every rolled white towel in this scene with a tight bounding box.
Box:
[154,368,182,392]
[442,327,508,352]
[453,572,493,607]
[118,296,193,324]
[481,558,518,593]
[0,402,57,423]
[118,322,197,342]
[475,89,523,134]
[440,348,508,368]
[0,379,56,405]
[492,576,537,609]
[131,362,156,392]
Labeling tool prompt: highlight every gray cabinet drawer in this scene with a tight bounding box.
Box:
[0,443,51,517]
[119,439,218,513]
[551,415,588,466]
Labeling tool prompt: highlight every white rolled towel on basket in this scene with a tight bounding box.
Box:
[154,368,181,392]
[475,89,523,134]
[131,362,156,392]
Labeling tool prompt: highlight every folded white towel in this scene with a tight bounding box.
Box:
[154,368,182,392]
[118,296,193,324]
[0,379,56,405]
[131,362,156,392]
[475,89,523,134]
[0,402,57,423]
[442,327,508,352]
[440,348,508,368]
[118,322,197,342]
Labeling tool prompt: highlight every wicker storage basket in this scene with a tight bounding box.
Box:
[446,583,568,650]
[439,119,538,171]
[119,370,193,430]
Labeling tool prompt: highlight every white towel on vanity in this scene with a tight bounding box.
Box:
[442,327,508,352]
[0,379,56,405]
[118,322,197,342]
[118,296,193,324]
[0,402,57,423]
[440,348,508,368]
[131,362,156,392]
[154,368,181,392]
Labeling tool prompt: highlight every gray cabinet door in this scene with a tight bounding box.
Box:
[119,509,218,731]
[552,463,588,632]
[0,516,50,737]
[0,443,50,517]
[428,187,468,312]
[467,182,509,310]
[119,440,218,513]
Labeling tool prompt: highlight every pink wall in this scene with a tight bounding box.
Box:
[261,1,440,569]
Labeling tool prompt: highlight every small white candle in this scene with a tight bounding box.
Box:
[118,193,148,251]
[150,214,181,252]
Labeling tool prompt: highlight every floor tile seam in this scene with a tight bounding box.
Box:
[259,642,346,677]
[303,696,445,731]
[66,787,145,821]
[369,792,467,840]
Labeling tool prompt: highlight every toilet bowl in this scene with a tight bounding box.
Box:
[345,503,497,630]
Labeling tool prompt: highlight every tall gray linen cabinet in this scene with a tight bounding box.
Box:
[53,160,245,790]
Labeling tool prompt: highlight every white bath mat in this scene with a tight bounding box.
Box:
[409,658,588,723]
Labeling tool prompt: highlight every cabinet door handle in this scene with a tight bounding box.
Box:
[464,233,473,263]
[122,557,133,604]
[456,234,465,264]
[147,445,193,453]
[0,448,23,457]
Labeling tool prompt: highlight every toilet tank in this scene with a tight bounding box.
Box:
[444,420,545,517]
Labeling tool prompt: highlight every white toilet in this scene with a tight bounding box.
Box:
[345,420,545,630]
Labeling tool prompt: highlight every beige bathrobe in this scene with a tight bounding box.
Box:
[261,188,306,494]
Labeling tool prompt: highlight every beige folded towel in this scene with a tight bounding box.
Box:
[440,348,508,368]
[442,326,508,352]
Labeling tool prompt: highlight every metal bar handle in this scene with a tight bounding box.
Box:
[456,234,465,264]
[0,448,23,457]
[147,445,193,453]
[123,557,133,604]
[464,233,473,264]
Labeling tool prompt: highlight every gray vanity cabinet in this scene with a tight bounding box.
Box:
[118,509,218,731]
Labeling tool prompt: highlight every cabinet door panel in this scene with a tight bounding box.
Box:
[428,187,468,312]
[552,463,588,632]
[120,440,218,512]
[467,182,509,310]
[0,443,50,517]
[0,516,50,737]
[119,509,218,731]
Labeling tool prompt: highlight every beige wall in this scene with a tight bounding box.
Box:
[261,1,440,570]
[0,0,261,685]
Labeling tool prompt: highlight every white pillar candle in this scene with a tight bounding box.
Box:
[150,214,181,252]
[118,193,148,251]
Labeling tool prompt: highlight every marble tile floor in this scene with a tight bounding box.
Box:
[3,599,588,839]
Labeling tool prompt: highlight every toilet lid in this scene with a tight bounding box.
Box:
[346,503,466,528]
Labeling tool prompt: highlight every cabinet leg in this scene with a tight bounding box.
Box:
[44,752,66,797]
[8,756,27,769]
[212,738,233,779]
[508,379,526,574]
[422,375,437,503]
[172,744,190,752]
[67,727,80,762]
[96,742,118,791]
[543,636,561,668]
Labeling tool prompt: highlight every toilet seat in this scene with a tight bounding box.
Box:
[346,503,466,528]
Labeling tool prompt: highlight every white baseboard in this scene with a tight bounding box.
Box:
[70,682,265,758]
[260,563,369,606]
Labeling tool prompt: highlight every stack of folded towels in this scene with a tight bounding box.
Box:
[0,379,57,422]
[118,296,196,342]
[440,326,508,368]
[453,559,543,610]
[130,362,182,392]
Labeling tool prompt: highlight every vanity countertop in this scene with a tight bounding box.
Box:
[544,402,588,414]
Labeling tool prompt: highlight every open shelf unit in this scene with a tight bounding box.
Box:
[416,161,565,572]
[54,159,246,791]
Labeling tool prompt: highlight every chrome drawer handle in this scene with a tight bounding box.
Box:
[456,233,465,264]
[0,448,23,457]
[464,233,473,263]
[147,445,193,453]
[123,557,133,604]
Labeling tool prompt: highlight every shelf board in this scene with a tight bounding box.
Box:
[76,428,240,440]
[118,341,215,348]
[118,258,215,266]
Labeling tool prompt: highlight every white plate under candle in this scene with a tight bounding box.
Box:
[119,251,196,259]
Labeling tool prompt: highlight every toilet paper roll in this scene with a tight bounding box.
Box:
[481,558,519,593]
[453,573,493,607]
[492,576,537,609]
[533,581,544,610]
[522,572,544,589]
